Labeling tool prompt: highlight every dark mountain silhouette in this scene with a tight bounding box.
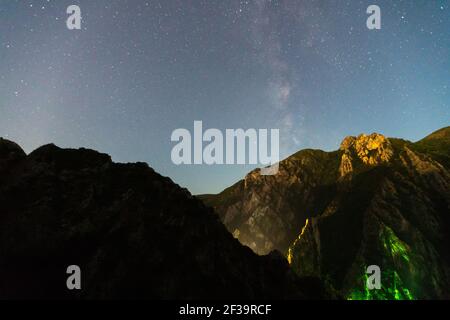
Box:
[0,138,331,299]
[201,127,450,299]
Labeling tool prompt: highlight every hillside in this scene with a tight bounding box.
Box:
[201,127,450,299]
[0,138,330,299]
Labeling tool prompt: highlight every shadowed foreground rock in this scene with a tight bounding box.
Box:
[0,138,332,299]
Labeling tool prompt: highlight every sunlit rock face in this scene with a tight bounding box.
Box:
[202,127,450,299]
[339,133,394,177]
[339,152,353,178]
[342,133,393,165]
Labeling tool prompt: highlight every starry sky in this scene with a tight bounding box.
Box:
[0,0,449,194]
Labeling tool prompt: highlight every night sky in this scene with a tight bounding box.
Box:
[1,0,449,194]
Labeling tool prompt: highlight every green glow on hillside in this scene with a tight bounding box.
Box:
[381,226,410,263]
[348,227,415,300]
[347,269,414,300]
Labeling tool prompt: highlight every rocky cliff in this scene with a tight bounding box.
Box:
[201,127,450,299]
[0,138,330,299]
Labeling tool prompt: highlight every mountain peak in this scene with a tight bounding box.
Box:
[0,137,26,175]
[0,137,26,158]
[202,127,450,299]
[420,126,450,142]
[340,133,393,166]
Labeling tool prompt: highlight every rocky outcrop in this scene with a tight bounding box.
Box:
[340,133,394,166]
[201,149,341,255]
[202,127,450,299]
[0,139,331,299]
[338,133,394,177]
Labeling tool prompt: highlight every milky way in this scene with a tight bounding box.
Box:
[0,0,449,194]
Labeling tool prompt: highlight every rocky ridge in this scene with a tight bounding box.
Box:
[0,138,330,299]
[201,127,450,299]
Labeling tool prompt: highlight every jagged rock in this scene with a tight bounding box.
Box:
[340,133,394,166]
[339,153,353,178]
[202,127,450,299]
[201,149,341,255]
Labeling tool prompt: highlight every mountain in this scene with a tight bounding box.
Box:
[0,138,331,299]
[201,127,450,299]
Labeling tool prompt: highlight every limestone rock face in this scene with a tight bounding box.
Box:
[202,127,450,299]
[340,133,394,171]
[339,152,353,177]
[202,149,341,255]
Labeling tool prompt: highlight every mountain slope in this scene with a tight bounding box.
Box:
[201,128,450,299]
[0,138,330,299]
[410,126,450,168]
